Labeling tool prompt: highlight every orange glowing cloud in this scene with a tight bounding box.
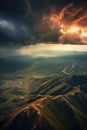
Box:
[45,2,87,44]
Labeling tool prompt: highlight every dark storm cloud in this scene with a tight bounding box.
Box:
[0,0,31,45]
[0,18,32,44]
[0,0,87,46]
[0,0,31,17]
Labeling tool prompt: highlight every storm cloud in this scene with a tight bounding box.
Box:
[0,0,87,46]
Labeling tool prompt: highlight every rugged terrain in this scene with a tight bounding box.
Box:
[0,52,87,130]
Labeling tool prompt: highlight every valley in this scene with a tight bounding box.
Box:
[0,52,87,130]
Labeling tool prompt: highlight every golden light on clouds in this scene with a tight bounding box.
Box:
[59,24,87,44]
[81,32,87,37]
[45,2,87,44]
[66,26,80,33]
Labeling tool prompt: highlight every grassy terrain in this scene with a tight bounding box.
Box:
[0,52,87,130]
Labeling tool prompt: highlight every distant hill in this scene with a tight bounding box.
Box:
[0,55,33,75]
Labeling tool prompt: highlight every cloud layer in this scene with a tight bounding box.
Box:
[0,0,87,46]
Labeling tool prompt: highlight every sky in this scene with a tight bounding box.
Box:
[16,44,87,57]
[0,44,87,58]
[0,0,87,48]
